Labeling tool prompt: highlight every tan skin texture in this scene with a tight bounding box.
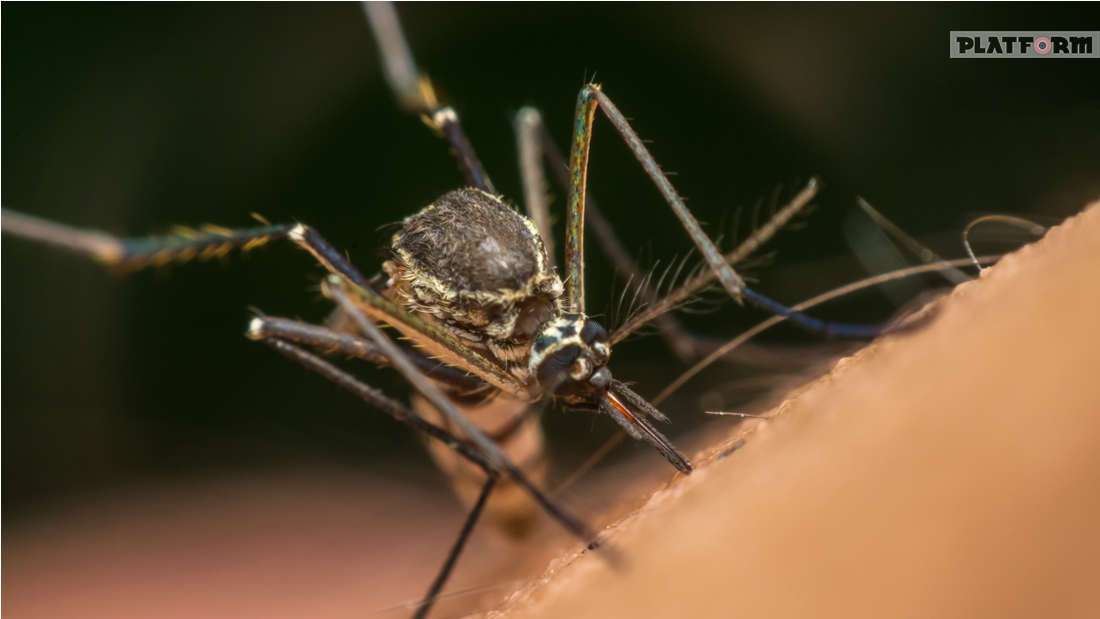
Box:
[5,204,1098,619]
[492,203,1100,619]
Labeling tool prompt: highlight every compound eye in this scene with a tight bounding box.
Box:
[570,356,591,381]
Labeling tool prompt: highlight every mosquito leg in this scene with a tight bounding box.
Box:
[0,208,130,261]
[259,337,496,475]
[961,214,1046,274]
[855,197,971,285]
[517,106,821,358]
[247,315,486,394]
[513,106,696,360]
[258,335,504,616]
[322,275,523,396]
[1,208,290,267]
[1,209,373,288]
[514,107,555,266]
[413,475,497,619]
[523,107,651,291]
[563,84,745,314]
[362,2,495,193]
[518,105,692,355]
[258,333,607,560]
[519,109,823,356]
[320,275,611,558]
[568,84,907,339]
[324,276,510,466]
[653,255,1000,404]
[358,0,423,113]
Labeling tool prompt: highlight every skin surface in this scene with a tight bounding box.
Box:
[489,203,1100,619]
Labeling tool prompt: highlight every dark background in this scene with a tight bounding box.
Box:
[3,3,1098,521]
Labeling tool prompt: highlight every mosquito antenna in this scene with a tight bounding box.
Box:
[362,1,428,113]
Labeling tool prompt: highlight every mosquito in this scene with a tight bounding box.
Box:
[1,4,908,617]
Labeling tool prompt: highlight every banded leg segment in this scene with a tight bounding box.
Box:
[1,208,290,268]
[362,2,494,193]
[0,209,372,289]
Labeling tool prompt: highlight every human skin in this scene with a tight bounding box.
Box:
[491,203,1100,619]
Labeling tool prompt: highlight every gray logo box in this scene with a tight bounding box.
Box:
[951,31,1099,58]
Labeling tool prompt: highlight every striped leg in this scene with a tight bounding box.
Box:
[0,209,371,287]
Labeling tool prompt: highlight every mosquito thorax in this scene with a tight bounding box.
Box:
[528,313,613,397]
[384,188,564,368]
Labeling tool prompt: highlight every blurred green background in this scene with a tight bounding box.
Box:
[3,3,1097,521]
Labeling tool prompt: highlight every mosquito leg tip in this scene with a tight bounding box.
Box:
[245,317,267,340]
[432,107,458,127]
[287,223,309,243]
[319,274,347,299]
[515,106,541,125]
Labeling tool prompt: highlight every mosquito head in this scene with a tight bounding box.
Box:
[529,313,693,474]
[528,313,612,396]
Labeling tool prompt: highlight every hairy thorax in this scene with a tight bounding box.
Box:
[383,188,563,381]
